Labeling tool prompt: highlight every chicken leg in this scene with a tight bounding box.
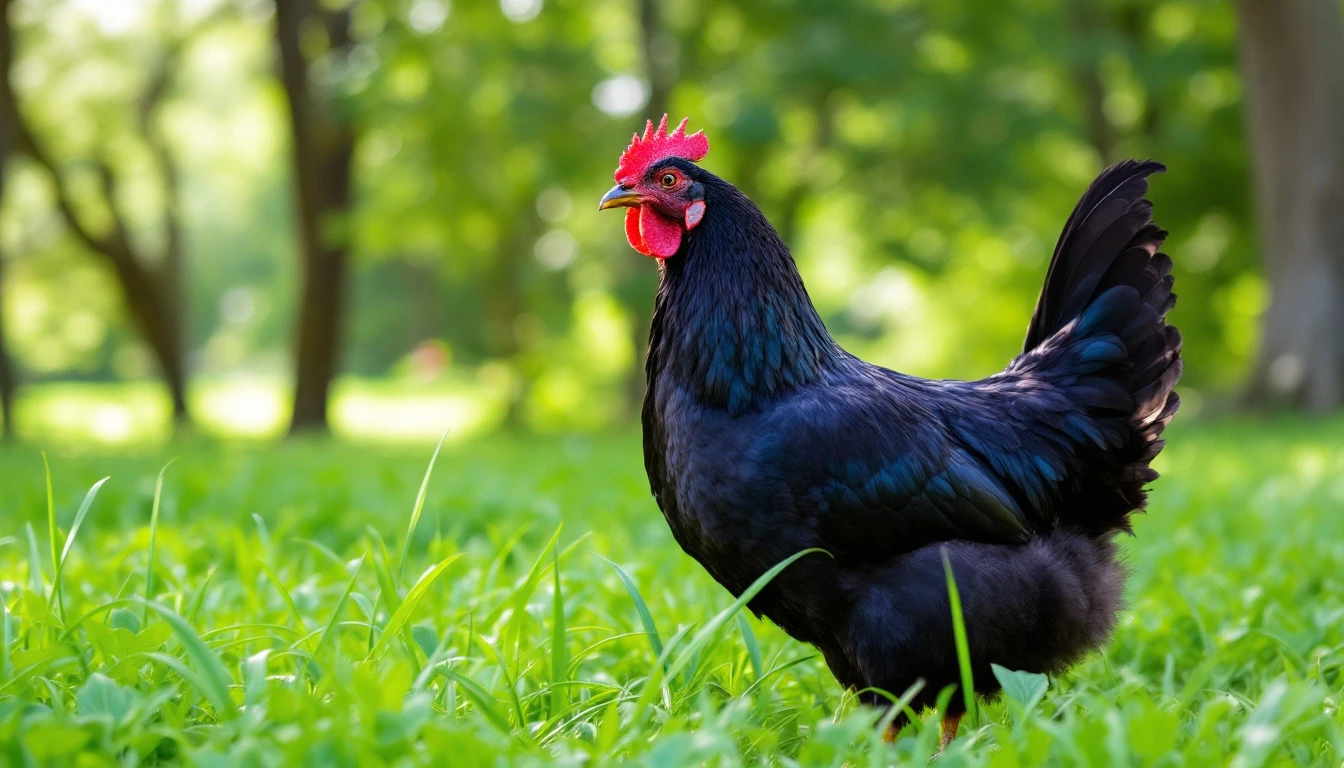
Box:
[939,712,961,749]
[881,712,962,750]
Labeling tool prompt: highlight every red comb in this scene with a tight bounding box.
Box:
[614,115,710,184]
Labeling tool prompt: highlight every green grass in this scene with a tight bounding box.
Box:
[2,417,1344,765]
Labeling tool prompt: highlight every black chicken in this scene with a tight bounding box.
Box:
[599,117,1181,745]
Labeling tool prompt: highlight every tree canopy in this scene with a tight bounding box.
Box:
[0,0,1282,433]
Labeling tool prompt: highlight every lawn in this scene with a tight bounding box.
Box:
[1,417,1343,766]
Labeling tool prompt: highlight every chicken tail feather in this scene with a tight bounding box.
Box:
[1010,160,1181,534]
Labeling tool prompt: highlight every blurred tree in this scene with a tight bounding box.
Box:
[355,0,620,426]
[1067,0,1117,162]
[275,0,357,434]
[1237,0,1344,411]
[0,252,10,440]
[0,0,206,427]
[0,0,11,439]
[0,0,1280,432]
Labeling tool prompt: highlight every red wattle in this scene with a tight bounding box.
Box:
[624,208,651,256]
[624,206,683,259]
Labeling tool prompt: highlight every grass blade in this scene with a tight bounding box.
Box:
[140,601,237,719]
[941,547,976,726]
[187,567,216,624]
[399,428,449,586]
[42,454,56,610]
[311,555,365,654]
[144,460,176,625]
[442,669,521,740]
[479,637,529,734]
[627,547,827,733]
[48,476,109,621]
[736,612,764,683]
[59,477,108,564]
[601,557,663,660]
[368,528,401,611]
[256,559,310,634]
[485,524,562,628]
[865,679,928,742]
[741,654,817,698]
[23,523,42,594]
[663,548,826,684]
[368,553,464,659]
[496,525,563,671]
[549,546,569,720]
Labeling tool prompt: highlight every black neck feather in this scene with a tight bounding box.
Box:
[645,172,838,414]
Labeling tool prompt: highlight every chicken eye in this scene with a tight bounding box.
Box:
[660,173,678,188]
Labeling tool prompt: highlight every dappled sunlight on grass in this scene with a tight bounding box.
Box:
[192,378,288,438]
[331,378,505,442]
[9,376,509,445]
[16,383,170,444]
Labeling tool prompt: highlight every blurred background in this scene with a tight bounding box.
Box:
[0,0,1338,445]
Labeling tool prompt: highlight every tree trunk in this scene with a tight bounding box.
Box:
[289,216,351,432]
[107,246,188,423]
[637,0,673,123]
[142,74,190,426]
[1069,0,1116,163]
[1237,0,1344,411]
[275,0,356,434]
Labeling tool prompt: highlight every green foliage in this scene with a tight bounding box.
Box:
[76,673,139,723]
[992,663,1049,715]
[2,419,1344,763]
[4,0,1259,433]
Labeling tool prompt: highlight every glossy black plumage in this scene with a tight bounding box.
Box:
[640,159,1181,720]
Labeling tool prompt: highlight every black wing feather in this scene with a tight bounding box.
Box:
[791,160,1181,559]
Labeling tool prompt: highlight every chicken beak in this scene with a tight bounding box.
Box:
[599,184,641,210]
